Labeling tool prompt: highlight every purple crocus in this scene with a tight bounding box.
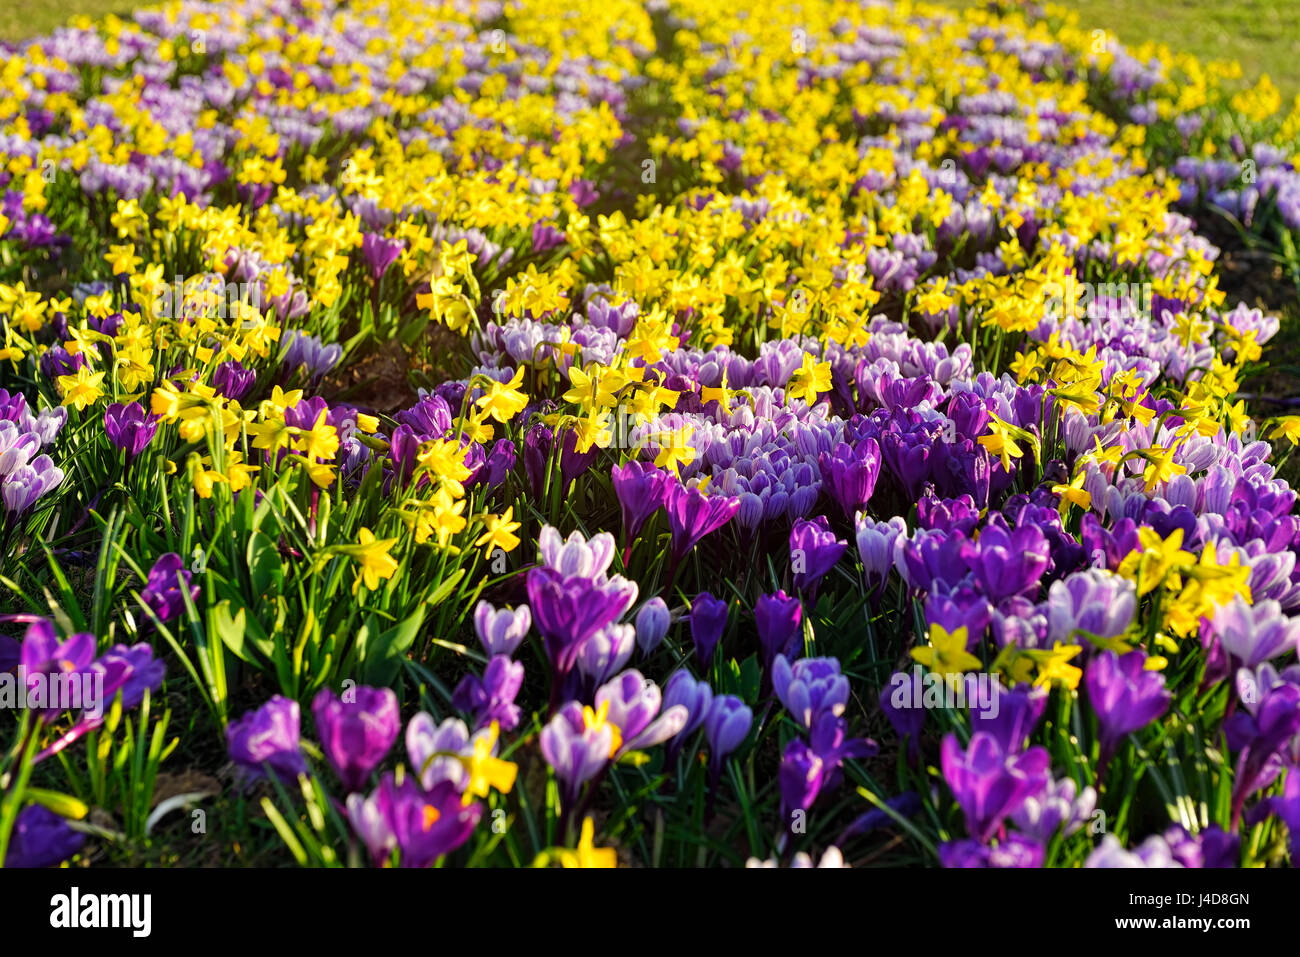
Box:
[880,669,926,765]
[1225,665,1300,826]
[969,682,1048,753]
[226,695,308,782]
[19,620,98,722]
[525,566,637,685]
[453,655,526,732]
[311,685,401,793]
[611,460,671,546]
[213,360,257,401]
[703,694,752,784]
[664,482,740,565]
[939,835,1044,868]
[103,402,157,459]
[1084,650,1171,772]
[779,739,825,823]
[690,591,729,666]
[818,439,882,519]
[139,552,200,624]
[97,642,166,710]
[356,774,481,868]
[789,516,848,597]
[3,805,85,868]
[940,732,1051,844]
[360,232,404,280]
[756,590,803,670]
[961,524,1050,601]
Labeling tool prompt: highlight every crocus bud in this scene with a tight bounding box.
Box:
[635,598,671,656]
[473,601,531,658]
[690,592,729,666]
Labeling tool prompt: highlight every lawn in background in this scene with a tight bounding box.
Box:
[2,1,134,44]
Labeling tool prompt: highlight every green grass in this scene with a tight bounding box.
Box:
[938,0,1300,101]
[9,0,1299,102]
[1,1,136,44]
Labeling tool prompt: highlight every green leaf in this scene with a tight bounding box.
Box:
[359,606,425,687]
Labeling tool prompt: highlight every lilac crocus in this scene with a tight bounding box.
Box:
[540,701,617,808]
[940,732,1051,844]
[281,331,342,380]
[635,597,671,656]
[772,654,849,729]
[103,402,157,459]
[1010,777,1098,844]
[1084,650,1171,771]
[473,601,531,658]
[452,655,526,732]
[226,696,308,782]
[690,591,729,666]
[662,670,714,762]
[138,552,200,624]
[1045,569,1137,645]
[595,669,689,755]
[1205,597,1300,673]
[703,694,752,783]
[2,455,63,514]
[856,514,906,597]
[311,685,401,793]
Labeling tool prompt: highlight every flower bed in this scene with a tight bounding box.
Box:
[1,0,1299,869]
